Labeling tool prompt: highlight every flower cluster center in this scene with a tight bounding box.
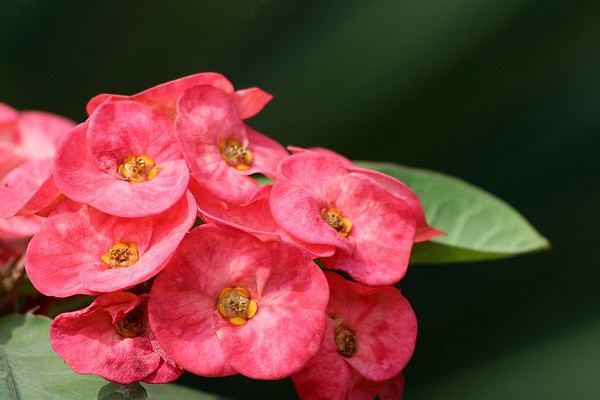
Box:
[217,287,258,326]
[118,155,158,182]
[334,323,358,358]
[321,207,352,237]
[220,139,253,171]
[101,242,139,268]
[113,307,145,338]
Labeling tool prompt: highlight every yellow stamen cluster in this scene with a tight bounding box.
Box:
[217,287,258,326]
[113,307,145,338]
[219,139,253,171]
[101,242,139,268]
[321,207,352,237]
[118,155,158,183]
[334,322,358,358]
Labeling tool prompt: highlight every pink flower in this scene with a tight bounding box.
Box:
[271,152,418,286]
[0,102,74,237]
[292,272,416,400]
[288,146,443,243]
[51,292,182,384]
[86,72,272,120]
[25,192,196,297]
[176,85,288,205]
[53,101,189,217]
[147,223,329,379]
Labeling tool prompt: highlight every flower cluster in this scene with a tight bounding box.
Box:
[8,73,441,398]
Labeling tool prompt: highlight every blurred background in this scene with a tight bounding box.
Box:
[1,0,598,398]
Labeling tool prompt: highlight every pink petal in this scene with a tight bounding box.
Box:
[26,194,194,297]
[234,87,273,119]
[50,292,162,384]
[351,167,443,242]
[0,215,43,239]
[379,374,405,400]
[79,192,197,293]
[0,158,59,218]
[87,101,182,168]
[53,122,189,218]
[321,173,416,286]
[287,146,354,167]
[176,85,258,204]
[26,199,151,297]
[148,225,270,377]
[16,111,74,159]
[86,73,234,118]
[149,224,329,379]
[288,147,443,242]
[325,272,418,382]
[86,94,128,116]
[0,102,18,125]
[244,128,288,178]
[271,178,350,252]
[276,152,347,199]
[141,359,183,384]
[292,322,383,400]
[219,241,329,379]
[192,181,336,257]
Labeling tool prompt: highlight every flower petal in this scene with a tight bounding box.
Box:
[325,272,418,381]
[234,87,273,119]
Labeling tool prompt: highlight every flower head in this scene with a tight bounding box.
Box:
[25,192,196,297]
[292,272,417,400]
[176,85,288,205]
[53,101,189,217]
[148,223,329,379]
[51,292,182,384]
[271,152,419,286]
[288,146,443,242]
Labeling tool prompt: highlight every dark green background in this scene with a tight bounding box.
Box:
[1,1,598,398]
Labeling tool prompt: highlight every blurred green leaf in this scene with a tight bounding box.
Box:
[143,383,225,400]
[143,382,224,399]
[99,383,147,400]
[0,313,111,399]
[357,161,549,263]
[252,174,273,186]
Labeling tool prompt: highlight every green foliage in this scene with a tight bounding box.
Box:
[358,161,549,263]
[0,314,219,400]
[0,314,109,399]
[144,382,224,399]
[98,383,147,400]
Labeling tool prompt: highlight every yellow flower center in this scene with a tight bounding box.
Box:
[217,287,258,326]
[219,139,253,171]
[332,317,358,358]
[113,307,145,338]
[101,242,139,268]
[321,207,352,237]
[118,155,158,183]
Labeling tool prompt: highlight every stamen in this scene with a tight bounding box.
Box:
[113,306,145,338]
[101,242,139,268]
[334,323,358,358]
[217,286,258,326]
[321,207,352,237]
[118,155,158,182]
[219,139,253,171]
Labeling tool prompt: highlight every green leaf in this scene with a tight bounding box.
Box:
[357,161,550,263]
[143,383,224,399]
[99,383,148,400]
[252,174,273,185]
[0,313,146,400]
